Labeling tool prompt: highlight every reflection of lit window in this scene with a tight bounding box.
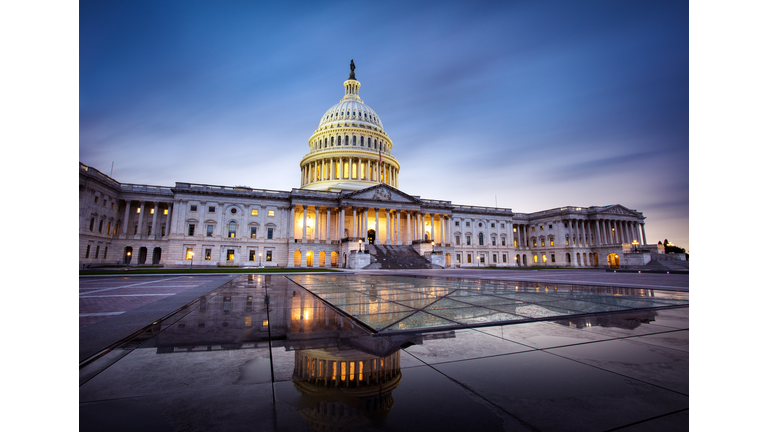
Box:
[244,316,251,327]
[262,319,269,327]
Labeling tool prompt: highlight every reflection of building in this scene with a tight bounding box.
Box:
[556,310,659,330]
[79,63,659,270]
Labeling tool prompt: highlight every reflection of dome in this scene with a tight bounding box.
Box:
[300,65,401,192]
[292,348,402,430]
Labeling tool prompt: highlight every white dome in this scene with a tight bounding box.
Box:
[317,79,384,130]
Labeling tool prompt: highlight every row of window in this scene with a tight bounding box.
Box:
[188,205,275,217]
[188,223,274,239]
[324,110,380,124]
[455,221,507,229]
[311,135,389,152]
[84,245,108,259]
[455,233,507,246]
[185,247,273,262]
[454,252,556,265]
[93,194,115,210]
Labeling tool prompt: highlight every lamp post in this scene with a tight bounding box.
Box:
[126,251,131,266]
[189,251,194,269]
[358,238,362,252]
[431,241,435,253]
[632,240,639,252]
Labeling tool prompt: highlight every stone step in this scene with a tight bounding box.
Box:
[363,244,434,270]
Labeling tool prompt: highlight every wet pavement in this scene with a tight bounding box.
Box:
[80,273,688,431]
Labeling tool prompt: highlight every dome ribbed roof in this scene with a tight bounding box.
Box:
[317,79,384,130]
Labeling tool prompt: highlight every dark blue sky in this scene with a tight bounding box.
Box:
[80,0,689,249]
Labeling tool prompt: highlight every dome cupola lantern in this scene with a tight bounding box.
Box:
[299,62,401,192]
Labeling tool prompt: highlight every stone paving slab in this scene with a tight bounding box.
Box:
[79,275,237,363]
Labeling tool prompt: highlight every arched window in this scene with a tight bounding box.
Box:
[228,221,237,238]
[367,137,371,147]
[479,233,484,246]
[345,136,349,145]
[352,136,356,146]
[331,136,334,146]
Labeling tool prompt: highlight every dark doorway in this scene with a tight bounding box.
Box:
[138,247,147,264]
[152,247,162,265]
[367,229,376,244]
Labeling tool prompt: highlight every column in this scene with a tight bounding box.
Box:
[164,202,173,237]
[150,202,159,236]
[374,208,380,244]
[440,215,445,245]
[340,207,346,239]
[641,223,647,245]
[352,208,358,239]
[406,212,412,244]
[326,208,331,242]
[595,219,602,245]
[447,216,452,245]
[585,221,591,246]
[396,211,401,245]
[136,201,146,237]
[289,205,295,240]
[122,200,131,235]
[420,213,426,241]
[385,209,390,245]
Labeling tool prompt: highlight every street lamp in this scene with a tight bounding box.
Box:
[126,251,131,265]
[431,241,435,253]
[358,238,362,252]
[189,251,194,269]
[632,240,639,252]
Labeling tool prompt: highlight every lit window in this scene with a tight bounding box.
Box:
[228,222,237,238]
[533,240,537,247]
[252,209,258,216]
[267,228,274,239]
[188,224,195,236]
[150,208,154,214]
[206,225,213,237]
[266,250,273,261]
[136,208,141,214]
[542,254,546,262]
[204,249,211,261]
[513,227,517,233]
[163,209,168,215]
[106,222,111,234]
[249,250,256,261]
[268,210,275,217]
[185,248,193,260]
[190,205,197,212]
[514,240,518,247]
[251,227,257,238]
[534,255,538,263]
[550,239,554,246]
[227,249,235,261]
[540,226,544,230]
[531,227,535,231]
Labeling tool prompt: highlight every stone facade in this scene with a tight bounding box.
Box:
[79,69,657,270]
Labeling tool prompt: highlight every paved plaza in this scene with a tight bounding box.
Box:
[80,269,689,431]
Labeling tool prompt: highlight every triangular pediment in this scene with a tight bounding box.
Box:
[342,184,420,204]
[598,205,639,216]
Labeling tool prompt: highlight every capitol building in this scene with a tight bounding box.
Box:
[79,63,658,270]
